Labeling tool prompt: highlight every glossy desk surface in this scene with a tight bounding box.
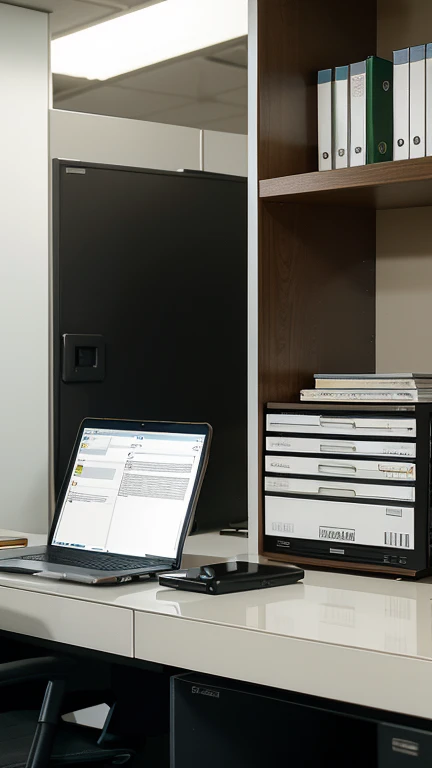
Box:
[1,529,432,718]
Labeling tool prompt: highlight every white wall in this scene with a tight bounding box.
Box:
[50,109,247,176]
[0,4,49,533]
[50,109,201,172]
[376,208,432,372]
[203,130,248,176]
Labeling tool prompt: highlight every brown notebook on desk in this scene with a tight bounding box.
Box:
[0,537,28,548]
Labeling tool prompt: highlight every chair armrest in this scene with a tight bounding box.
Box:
[0,656,74,688]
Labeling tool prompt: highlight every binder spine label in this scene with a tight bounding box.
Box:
[393,48,409,160]
[318,69,333,171]
[410,44,426,158]
[350,61,366,166]
[334,66,349,168]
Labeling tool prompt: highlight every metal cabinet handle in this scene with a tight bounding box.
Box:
[318,486,356,496]
[320,443,356,453]
[318,463,356,474]
[319,418,356,429]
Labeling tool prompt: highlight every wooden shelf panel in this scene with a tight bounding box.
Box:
[260,157,432,209]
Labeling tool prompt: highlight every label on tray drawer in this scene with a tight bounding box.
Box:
[319,526,356,542]
[265,495,414,549]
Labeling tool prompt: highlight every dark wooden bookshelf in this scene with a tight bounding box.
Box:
[254,0,432,576]
[260,157,432,209]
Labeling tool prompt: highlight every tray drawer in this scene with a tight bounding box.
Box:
[265,436,416,458]
[265,495,415,550]
[264,476,415,502]
[264,455,416,481]
[266,413,416,437]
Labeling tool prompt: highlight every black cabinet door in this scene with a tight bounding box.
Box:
[53,162,247,531]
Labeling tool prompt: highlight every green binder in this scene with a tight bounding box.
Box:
[366,55,393,164]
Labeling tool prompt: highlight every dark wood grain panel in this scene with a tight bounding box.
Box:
[260,156,432,209]
[257,202,376,552]
[262,551,419,578]
[256,0,379,565]
[258,202,376,405]
[258,0,377,180]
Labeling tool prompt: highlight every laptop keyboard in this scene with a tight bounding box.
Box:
[22,550,169,572]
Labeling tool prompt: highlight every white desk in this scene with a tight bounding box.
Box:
[0,530,246,658]
[1,530,432,720]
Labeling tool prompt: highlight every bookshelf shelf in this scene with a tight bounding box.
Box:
[260,157,432,209]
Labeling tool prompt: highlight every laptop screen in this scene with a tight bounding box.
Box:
[52,426,206,559]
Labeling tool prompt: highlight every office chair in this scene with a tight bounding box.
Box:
[0,655,133,767]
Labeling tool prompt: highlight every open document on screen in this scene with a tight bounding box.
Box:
[52,428,205,559]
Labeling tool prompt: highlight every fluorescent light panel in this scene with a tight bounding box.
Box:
[51,0,248,81]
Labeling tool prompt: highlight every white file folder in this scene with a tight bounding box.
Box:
[334,65,349,168]
[318,68,332,170]
[410,44,425,158]
[393,48,409,160]
[350,60,366,166]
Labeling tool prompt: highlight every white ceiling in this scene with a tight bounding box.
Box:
[6,1,160,36]
[6,0,248,134]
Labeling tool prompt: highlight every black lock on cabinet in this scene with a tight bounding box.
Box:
[62,334,105,383]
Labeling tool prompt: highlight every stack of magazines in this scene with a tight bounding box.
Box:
[300,373,432,403]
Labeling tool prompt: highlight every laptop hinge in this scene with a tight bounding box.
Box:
[146,555,176,565]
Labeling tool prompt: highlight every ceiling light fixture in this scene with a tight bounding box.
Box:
[51,0,248,81]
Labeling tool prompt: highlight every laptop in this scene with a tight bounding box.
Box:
[0,418,212,585]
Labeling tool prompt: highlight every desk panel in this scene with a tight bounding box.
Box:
[0,586,133,656]
[134,610,432,719]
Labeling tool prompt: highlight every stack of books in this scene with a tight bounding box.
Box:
[300,373,432,403]
[317,43,432,170]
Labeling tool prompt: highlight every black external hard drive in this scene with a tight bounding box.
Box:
[158,561,304,595]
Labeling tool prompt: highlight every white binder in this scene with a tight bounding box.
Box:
[409,44,426,158]
[426,43,432,155]
[350,60,366,166]
[393,48,409,160]
[317,68,332,170]
[333,65,349,168]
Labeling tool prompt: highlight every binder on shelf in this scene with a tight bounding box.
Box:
[393,47,409,160]
[350,57,393,166]
[350,60,366,166]
[427,43,432,155]
[333,65,349,168]
[366,56,393,163]
[318,68,333,171]
[409,44,426,158]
